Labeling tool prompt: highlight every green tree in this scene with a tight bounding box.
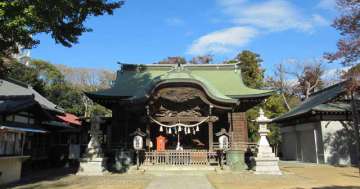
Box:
[5,59,111,116]
[227,50,265,142]
[227,51,296,154]
[6,60,45,94]
[0,0,123,54]
[0,0,123,75]
[227,50,264,88]
[31,60,64,84]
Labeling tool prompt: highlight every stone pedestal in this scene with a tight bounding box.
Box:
[255,146,282,175]
[78,158,106,176]
[254,109,282,175]
[77,116,106,176]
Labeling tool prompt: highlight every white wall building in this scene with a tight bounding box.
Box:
[273,81,358,166]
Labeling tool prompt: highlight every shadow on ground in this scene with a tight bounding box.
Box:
[293,186,360,189]
[311,186,360,189]
[2,167,78,189]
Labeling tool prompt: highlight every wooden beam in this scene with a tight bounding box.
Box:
[152,116,218,123]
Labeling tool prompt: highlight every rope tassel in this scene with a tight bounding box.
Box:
[160,126,163,132]
[196,125,199,132]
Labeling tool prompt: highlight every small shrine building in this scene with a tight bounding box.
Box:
[86,63,273,166]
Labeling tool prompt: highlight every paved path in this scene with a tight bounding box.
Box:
[145,174,214,189]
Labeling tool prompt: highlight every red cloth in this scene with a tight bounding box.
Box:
[156,135,167,151]
[57,113,81,126]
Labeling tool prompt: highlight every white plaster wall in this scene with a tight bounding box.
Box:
[0,157,23,185]
[321,121,355,165]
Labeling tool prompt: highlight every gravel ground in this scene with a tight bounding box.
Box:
[208,162,360,189]
[5,162,360,189]
[6,172,153,189]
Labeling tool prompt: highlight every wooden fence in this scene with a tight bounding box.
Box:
[144,150,216,166]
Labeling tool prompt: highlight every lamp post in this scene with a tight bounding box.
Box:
[130,128,146,170]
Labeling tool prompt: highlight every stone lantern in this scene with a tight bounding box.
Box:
[254,108,282,175]
[78,115,106,176]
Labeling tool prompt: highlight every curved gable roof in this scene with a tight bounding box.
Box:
[86,64,274,104]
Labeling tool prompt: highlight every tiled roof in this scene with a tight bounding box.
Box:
[273,81,349,123]
[0,78,64,113]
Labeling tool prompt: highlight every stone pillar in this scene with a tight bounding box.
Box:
[77,115,106,176]
[208,121,213,152]
[254,109,282,175]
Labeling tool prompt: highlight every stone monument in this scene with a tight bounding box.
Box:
[254,109,282,175]
[77,116,106,175]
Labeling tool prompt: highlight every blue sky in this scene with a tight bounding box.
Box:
[31,0,341,76]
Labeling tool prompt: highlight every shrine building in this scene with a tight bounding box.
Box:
[86,63,273,168]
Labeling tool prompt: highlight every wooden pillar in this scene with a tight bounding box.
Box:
[229,112,248,150]
[124,112,129,148]
[208,121,213,152]
[146,122,151,150]
[106,120,112,150]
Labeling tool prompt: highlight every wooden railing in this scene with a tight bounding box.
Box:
[144,150,215,166]
[212,142,258,151]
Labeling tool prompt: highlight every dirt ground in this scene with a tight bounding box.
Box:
[5,162,360,189]
[208,162,360,189]
[7,172,153,189]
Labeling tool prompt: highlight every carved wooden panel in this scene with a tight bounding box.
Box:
[153,87,204,103]
[150,87,210,119]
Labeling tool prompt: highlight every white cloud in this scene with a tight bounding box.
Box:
[317,0,337,11]
[311,14,329,26]
[219,0,327,32]
[187,27,257,55]
[165,17,185,26]
[187,0,329,55]
[322,66,350,79]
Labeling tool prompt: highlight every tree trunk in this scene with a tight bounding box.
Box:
[281,93,291,110]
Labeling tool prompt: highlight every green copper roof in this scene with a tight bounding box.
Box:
[273,81,350,123]
[87,64,274,104]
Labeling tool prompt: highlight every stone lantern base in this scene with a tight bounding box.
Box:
[77,157,106,176]
[254,145,282,175]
